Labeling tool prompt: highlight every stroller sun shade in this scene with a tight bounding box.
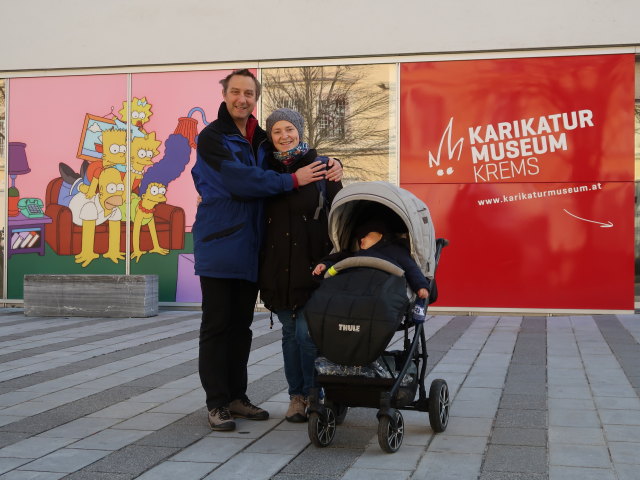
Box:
[327,181,436,280]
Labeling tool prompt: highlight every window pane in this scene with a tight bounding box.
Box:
[261,64,397,183]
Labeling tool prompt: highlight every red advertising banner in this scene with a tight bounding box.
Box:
[400,54,635,311]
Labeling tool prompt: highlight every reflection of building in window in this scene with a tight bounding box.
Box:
[318,95,347,139]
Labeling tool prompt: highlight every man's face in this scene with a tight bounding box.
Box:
[223,75,257,124]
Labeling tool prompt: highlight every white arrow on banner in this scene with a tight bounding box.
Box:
[563,209,613,228]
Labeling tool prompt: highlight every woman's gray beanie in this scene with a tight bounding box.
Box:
[266,108,304,143]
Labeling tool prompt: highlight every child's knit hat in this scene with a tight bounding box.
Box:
[353,218,389,241]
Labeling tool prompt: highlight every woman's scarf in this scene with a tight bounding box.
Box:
[273,142,309,166]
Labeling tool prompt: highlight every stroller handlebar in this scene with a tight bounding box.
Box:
[325,256,405,278]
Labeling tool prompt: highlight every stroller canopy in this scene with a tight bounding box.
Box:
[328,181,436,279]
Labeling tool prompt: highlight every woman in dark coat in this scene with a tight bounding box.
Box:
[259,108,342,422]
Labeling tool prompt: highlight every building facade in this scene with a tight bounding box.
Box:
[1,1,639,313]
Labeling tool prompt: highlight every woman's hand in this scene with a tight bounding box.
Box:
[326,158,343,182]
[295,160,326,186]
[417,288,429,299]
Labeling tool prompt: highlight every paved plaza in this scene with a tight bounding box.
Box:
[0,308,638,479]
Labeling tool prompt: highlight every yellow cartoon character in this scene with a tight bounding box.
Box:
[130,132,161,194]
[130,133,191,262]
[131,182,169,262]
[69,167,126,267]
[80,128,127,199]
[119,97,153,132]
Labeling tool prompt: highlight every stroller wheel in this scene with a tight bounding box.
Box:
[377,409,404,453]
[325,401,349,425]
[428,378,450,432]
[308,409,336,448]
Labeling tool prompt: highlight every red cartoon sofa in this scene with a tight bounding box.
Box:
[45,177,185,255]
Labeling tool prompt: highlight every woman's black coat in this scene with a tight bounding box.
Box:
[259,149,342,312]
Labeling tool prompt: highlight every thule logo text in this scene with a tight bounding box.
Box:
[338,324,360,332]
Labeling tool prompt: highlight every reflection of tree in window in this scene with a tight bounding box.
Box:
[262,66,392,182]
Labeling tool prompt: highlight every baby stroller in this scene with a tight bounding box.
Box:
[304,181,449,453]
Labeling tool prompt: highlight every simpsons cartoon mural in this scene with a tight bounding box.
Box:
[46,96,193,268]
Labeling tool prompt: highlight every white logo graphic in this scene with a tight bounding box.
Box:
[427,117,464,176]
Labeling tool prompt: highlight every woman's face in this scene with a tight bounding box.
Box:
[270,120,300,152]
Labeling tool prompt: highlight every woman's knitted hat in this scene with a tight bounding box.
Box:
[266,108,304,143]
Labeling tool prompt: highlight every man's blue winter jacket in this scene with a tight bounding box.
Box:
[191,102,294,282]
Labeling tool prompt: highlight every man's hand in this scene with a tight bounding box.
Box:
[326,158,343,182]
[295,161,326,186]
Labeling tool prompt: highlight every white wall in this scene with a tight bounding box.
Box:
[1,0,639,73]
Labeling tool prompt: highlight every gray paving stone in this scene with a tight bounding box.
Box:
[549,444,612,468]
[494,409,546,428]
[246,429,309,455]
[279,446,361,476]
[615,462,640,480]
[111,413,183,431]
[480,472,547,480]
[37,417,120,439]
[63,472,133,480]
[549,426,605,445]
[17,448,110,473]
[83,445,178,475]
[491,427,546,447]
[549,465,615,480]
[0,437,74,459]
[341,469,410,480]
[499,394,546,410]
[0,471,66,479]
[135,460,217,480]
[172,437,252,463]
[549,408,601,427]
[0,459,31,476]
[413,452,483,479]
[133,424,210,448]
[69,428,153,450]
[483,445,546,474]
[202,452,294,480]
[608,441,640,464]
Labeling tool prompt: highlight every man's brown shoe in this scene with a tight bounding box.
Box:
[208,406,236,431]
[229,398,269,420]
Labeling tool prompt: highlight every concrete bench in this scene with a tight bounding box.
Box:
[23,274,159,317]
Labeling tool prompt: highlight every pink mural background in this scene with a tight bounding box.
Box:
[9,75,127,204]
[9,70,230,231]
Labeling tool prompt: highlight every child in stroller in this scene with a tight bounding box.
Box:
[303,181,449,453]
[312,217,430,303]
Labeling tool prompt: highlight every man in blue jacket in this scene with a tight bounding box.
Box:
[192,69,337,431]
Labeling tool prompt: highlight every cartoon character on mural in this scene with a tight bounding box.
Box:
[118,97,153,133]
[131,133,191,262]
[129,132,162,194]
[79,128,128,199]
[69,167,126,266]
